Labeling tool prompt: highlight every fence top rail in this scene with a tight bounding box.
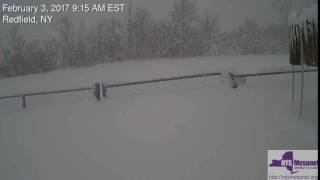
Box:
[105,72,222,89]
[0,69,318,100]
[0,87,93,100]
[24,87,93,97]
[235,69,318,78]
[0,94,21,100]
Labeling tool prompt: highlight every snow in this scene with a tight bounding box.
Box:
[0,55,318,180]
[289,4,318,26]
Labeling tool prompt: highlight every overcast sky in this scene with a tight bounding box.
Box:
[1,0,316,40]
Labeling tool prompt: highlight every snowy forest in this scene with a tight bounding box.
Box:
[0,0,313,78]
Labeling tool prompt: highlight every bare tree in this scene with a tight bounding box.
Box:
[43,38,59,69]
[0,13,4,77]
[149,20,177,58]
[125,0,133,59]
[5,26,27,76]
[272,0,293,43]
[132,8,153,59]
[199,13,219,55]
[74,19,88,65]
[171,0,198,58]
[237,19,264,55]
[54,16,75,67]
[105,18,124,61]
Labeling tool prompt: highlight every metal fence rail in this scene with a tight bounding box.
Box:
[0,87,94,108]
[0,69,317,109]
[0,87,93,100]
[105,72,221,89]
[235,69,317,78]
[0,94,21,100]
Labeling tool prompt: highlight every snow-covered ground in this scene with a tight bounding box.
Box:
[0,55,318,180]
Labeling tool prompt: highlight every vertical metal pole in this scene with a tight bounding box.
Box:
[22,95,26,109]
[229,73,238,89]
[299,28,305,118]
[99,82,104,100]
[102,83,107,98]
[291,24,295,102]
[292,65,295,102]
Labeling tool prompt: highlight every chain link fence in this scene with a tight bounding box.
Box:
[0,70,317,109]
[105,72,221,97]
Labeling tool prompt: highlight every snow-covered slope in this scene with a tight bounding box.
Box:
[0,55,318,180]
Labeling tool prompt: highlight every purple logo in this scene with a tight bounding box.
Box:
[269,151,298,174]
[269,151,318,175]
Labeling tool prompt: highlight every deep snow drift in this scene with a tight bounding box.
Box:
[0,55,318,180]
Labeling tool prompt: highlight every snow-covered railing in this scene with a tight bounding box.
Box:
[0,69,317,109]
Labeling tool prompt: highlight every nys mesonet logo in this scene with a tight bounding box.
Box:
[268,151,318,175]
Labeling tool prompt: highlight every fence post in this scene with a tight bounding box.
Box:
[102,83,107,98]
[99,82,103,100]
[93,82,101,101]
[93,82,107,100]
[299,29,305,118]
[292,65,295,102]
[229,73,238,89]
[22,95,26,109]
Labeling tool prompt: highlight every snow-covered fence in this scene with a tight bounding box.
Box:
[0,69,317,109]
[96,72,222,100]
[0,87,93,108]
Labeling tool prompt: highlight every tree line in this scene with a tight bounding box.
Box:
[0,0,289,78]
